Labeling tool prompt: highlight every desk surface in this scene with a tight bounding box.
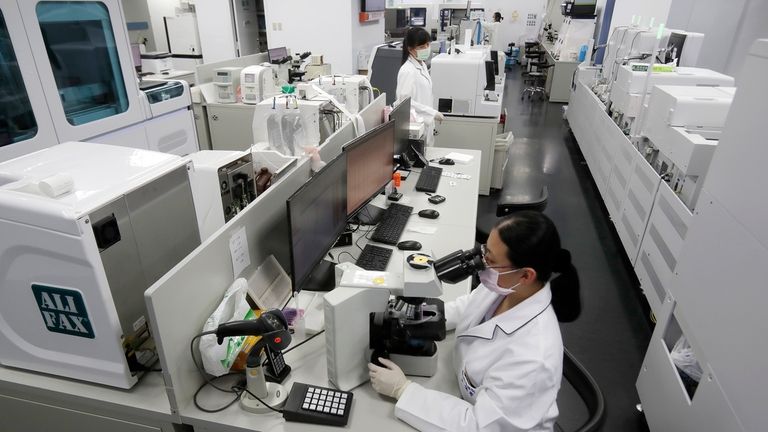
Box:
[0,363,174,424]
[180,148,481,432]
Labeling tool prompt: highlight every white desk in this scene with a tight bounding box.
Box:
[541,41,579,103]
[159,148,481,432]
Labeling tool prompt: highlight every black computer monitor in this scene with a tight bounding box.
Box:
[344,120,396,218]
[484,60,495,91]
[490,50,499,76]
[390,97,411,162]
[268,46,289,62]
[287,153,348,292]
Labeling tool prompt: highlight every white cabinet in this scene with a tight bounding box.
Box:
[434,115,498,195]
[0,0,57,161]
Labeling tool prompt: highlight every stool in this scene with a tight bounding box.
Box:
[521,63,553,100]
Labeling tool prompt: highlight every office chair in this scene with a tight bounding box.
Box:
[556,348,607,432]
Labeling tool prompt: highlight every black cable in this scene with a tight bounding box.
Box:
[190,331,236,394]
[193,373,244,413]
[283,329,325,355]
[337,251,357,263]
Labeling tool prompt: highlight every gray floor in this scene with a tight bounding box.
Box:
[478,69,653,431]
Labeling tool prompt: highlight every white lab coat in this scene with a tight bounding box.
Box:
[396,56,437,147]
[481,21,503,52]
[395,283,563,432]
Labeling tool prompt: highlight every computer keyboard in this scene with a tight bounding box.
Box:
[283,382,353,427]
[355,244,393,271]
[370,202,414,245]
[415,166,443,193]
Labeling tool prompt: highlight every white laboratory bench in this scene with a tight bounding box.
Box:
[0,144,480,432]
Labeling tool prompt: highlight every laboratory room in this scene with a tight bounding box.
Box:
[0,0,766,430]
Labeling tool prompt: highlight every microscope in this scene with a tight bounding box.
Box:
[325,248,486,390]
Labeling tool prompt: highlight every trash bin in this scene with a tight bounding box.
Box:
[491,132,513,190]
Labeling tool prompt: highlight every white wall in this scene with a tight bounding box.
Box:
[121,0,156,50]
[351,1,387,72]
[146,0,185,52]
[667,0,768,82]
[609,0,672,31]
[265,0,384,74]
[483,0,547,48]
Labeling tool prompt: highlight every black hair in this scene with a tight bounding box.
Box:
[402,27,431,64]
[494,12,503,22]
[494,211,581,322]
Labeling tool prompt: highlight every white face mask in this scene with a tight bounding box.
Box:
[415,47,431,61]
[479,267,522,296]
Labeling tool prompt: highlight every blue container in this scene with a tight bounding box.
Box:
[578,44,588,62]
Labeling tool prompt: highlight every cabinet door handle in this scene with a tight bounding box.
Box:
[211,115,219,121]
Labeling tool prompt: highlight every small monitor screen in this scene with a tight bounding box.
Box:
[344,121,396,216]
[287,153,348,292]
[362,0,386,12]
[484,60,495,91]
[130,43,142,69]
[268,46,288,62]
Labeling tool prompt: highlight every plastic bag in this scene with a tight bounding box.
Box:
[199,278,255,376]
[670,336,703,382]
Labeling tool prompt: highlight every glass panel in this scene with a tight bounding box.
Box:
[37,2,128,126]
[0,11,39,147]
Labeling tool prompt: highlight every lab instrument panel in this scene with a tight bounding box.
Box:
[189,150,258,240]
[0,142,201,388]
[310,74,373,114]
[431,52,502,118]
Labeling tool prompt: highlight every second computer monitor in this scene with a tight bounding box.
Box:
[344,120,396,216]
[268,46,289,62]
[389,97,411,158]
[287,152,348,292]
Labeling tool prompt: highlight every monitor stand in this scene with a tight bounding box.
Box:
[354,203,385,226]
[300,259,336,292]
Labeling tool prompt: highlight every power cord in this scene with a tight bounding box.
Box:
[190,330,285,414]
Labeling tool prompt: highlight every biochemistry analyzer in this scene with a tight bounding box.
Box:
[0,142,201,388]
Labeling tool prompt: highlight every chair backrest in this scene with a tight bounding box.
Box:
[561,347,606,432]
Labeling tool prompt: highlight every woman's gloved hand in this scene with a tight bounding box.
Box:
[435,112,445,123]
[368,357,411,400]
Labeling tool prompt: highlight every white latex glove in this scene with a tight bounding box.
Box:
[368,357,411,400]
[434,112,445,123]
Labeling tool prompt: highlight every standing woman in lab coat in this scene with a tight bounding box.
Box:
[480,12,504,52]
[369,211,581,432]
[396,27,443,147]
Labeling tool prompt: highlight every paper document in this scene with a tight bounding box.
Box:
[443,152,474,164]
[229,226,250,278]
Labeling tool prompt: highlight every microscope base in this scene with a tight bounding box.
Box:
[390,350,438,377]
[240,382,288,413]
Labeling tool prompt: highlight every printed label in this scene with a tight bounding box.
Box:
[32,284,95,339]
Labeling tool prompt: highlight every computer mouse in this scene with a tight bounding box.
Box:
[397,240,422,251]
[418,209,440,219]
[438,158,455,165]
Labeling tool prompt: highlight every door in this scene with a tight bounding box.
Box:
[0,0,57,162]
[18,0,144,143]
[232,0,261,56]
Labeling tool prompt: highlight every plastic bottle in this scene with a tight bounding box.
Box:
[578,44,588,62]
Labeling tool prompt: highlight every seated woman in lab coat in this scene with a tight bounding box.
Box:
[368,211,580,432]
[396,27,443,147]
